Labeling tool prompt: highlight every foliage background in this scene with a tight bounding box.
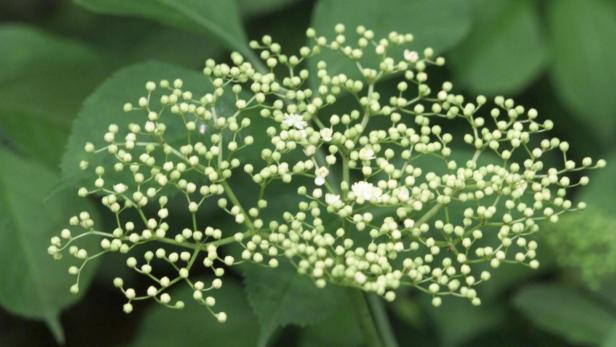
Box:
[1,0,615,346]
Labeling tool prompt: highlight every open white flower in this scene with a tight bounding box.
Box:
[320,128,333,142]
[325,193,341,205]
[404,49,419,63]
[351,181,383,203]
[113,183,127,194]
[395,187,410,201]
[358,147,375,161]
[283,113,307,130]
[198,122,207,134]
[315,166,329,186]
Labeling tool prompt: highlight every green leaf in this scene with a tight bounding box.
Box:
[129,26,224,68]
[242,263,346,347]
[309,0,471,87]
[423,296,505,347]
[0,24,110,167]
[450,0,546,94]
[544,211,616,288]
[130,279,258,347]
[578,153,616,216]
[0,110,68,169]
[547,0,616,141]
[298,296,363,347]
[604,326,616,347]
[513,284,616,345]
[238,0,300,17]
[60,61,211,185]
[74,0,253,59]
[45,6,225,69]
[0,148,99,343]
[543,153,616,287]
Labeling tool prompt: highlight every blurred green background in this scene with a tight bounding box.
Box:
[1,0,616,346]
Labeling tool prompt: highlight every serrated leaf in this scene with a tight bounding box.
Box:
[450,0,546,94]
[243,263,346,347]
[74,0,253,60]
[547,0,616,141]
[0,148,99,343]
[0,24,110,167]
[513,284,616,345]
[309,0,471,87]
[130,280,258,347]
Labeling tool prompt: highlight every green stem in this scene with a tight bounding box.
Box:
[221,180,255,231]
[342,156,350,184]
[417,202,443,224]
[349,289,384,347]
[367,294,398,347]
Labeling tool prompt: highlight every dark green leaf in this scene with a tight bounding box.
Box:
[547,0,616,141]
[423,296,505,347]
[45,5,225,69]
[309,0,471,87]
[450,0,546,94]
[238,0,301,17]
[243,262,346,347]
[578,153,616,216]
[0,148,99,343]
[389,295,425,330]
[0,110,68,169]
[74,0,253,59]
[130,279,259,347]
[0,24,110,167]
[298,296,362,347]
[129,27,224,68]
[513,284,616,345]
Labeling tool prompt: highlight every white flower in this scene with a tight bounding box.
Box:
[320,128,333,142]
[144,121,156,133]
[358,147,375,161]
[354,272,367,284]
[396,187,410,201]
[315,167,329,186]
[325,193,340,205]
[404,49,419,63]
[113,183,127,194]
[198,123,207,134]
[351,181,382,203]
[283,113,307,130]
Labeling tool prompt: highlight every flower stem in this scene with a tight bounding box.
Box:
[350,289,384,347]
[366,294,398,347]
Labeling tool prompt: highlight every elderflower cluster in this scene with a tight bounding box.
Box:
[49,24,605,319]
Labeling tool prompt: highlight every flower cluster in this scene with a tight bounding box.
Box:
[48,24,605,319]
